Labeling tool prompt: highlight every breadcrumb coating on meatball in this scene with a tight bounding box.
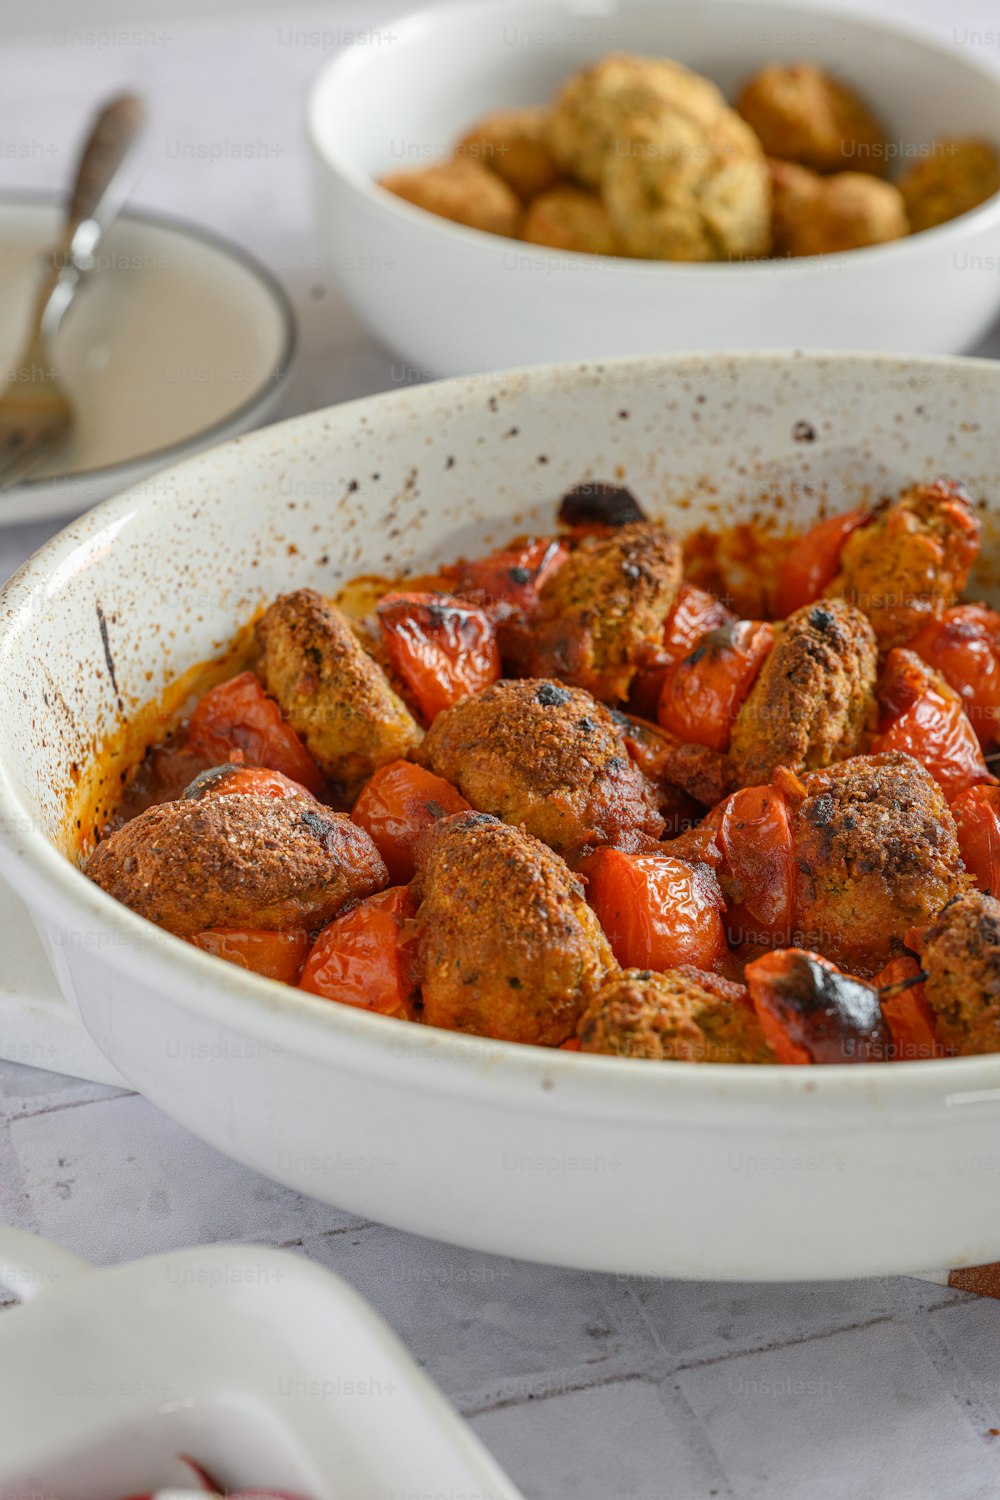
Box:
[457,106,562,201]
[789,751,971,975]
[578,966,775,1062]
[419,677,664,857]
[729,600,878,787]
[413,812,616,1045]
[899,137,1000,233]
[737,61,887,176]
[917,891,1000,1056]
[522,184,619,254]
[379,157,521,236]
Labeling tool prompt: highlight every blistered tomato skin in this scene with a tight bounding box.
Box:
[875,955,942,1062]
[351,759,471,883]
[628,583,736,717]
[377,591,501,723]
[905,604,1000,749]
[182,763,313,801]
[772,506,872,618]
[745,948,890,1064]
[583,848,728,972]
[300,885,418,1020]
[186,671,325,794]
[873,648,992,802]
[657,620,775,754]
[707,783,795,948]
[951,783,1000,894]
[190,928,313,985]
[455,536,569,617]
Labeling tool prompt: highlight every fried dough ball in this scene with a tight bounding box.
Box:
[768,158,907,256]
[419,678,664,858]
[548,54,728,189]
[457,106,561,201]
[531,522,683,702]
[825,481,981,650]
[87,793,387,937]
[522,184,619,254]
[578,966,775,1062]
[917,891,1000,1056]
[602,108,771,261]
[256,590,422,801]
[729,601,878,787]
[899,138,1000,233]
[788,751,970,975]
[414,812,615,1044]
[736,61,887,176]
[378,157,521,236]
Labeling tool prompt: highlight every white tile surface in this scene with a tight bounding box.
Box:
[2,2,1000,1497]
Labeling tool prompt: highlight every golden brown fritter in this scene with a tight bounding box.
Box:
[413,812,615,1044]
[578,966,775,1062]
[418,678,664,858]
[522,185,619,255]
[899,138,1000,233]
[788,752,970,975]
[825,481,981,650]
[768,158,907,256]
[729,601,878,787]
[87,793,387,936]
[530,522,682,701]
[256,589,422,801]
[737,62,887,176]
[457,107,561,201]
[917,892,1000,1056]
[378,157,521,236]
[602,107,771,261]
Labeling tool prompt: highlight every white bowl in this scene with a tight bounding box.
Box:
[307,0,1000,375]
[2,351,1000,1283]
[0,1227,521,1497]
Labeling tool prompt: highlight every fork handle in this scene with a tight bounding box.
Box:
[62,93,147,266]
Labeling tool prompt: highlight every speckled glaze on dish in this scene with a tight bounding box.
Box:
[1,352,1000,1281]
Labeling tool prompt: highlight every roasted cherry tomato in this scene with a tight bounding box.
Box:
[628,583,736,717]
[745,948,890,1064]
[351,759,471,883]
[583,848,728,972]
[872,648,992,802]
[190,928,313,985]
[657,620,774,753]
[454,536,569,618]
[875,955,942,1062]
[609,711,706,838]
[905,604,1000,749]
[186,672,324,794]
[695,783,795,948]
[951,783,1000,894]
[771,505,872,618]
[182,762,313,801]
[560,1036,582,1051]
[300,885,418,1020]
[377,591,500,723]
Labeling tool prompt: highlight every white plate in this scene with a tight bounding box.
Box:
[4,351,1000,1282]
[0,1227,522,1498]
[0,198,295,527]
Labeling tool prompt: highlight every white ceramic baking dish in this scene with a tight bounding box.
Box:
[1,352,1000,1282]
[308,0,1000,373]
[0,1226,521,1498]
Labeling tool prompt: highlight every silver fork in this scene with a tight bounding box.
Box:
[0,93,146,491]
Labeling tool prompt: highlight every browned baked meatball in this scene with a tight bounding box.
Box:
[825,481,981,650]
[578,966,775,1062]
[788,752,971,975]
[916,891,1000,1056]
[413,812,615,1045]
[768,157,907,256]
[530,522,683,701]
[457,107,561,201]
[729,601,878,787]
[522,184,619,254]
[87,793,388,936]
[256,589,422,800]
[899,138,1000,233]
[737,62,887,176]
[419,678,664,858]
[378,157,521,236]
